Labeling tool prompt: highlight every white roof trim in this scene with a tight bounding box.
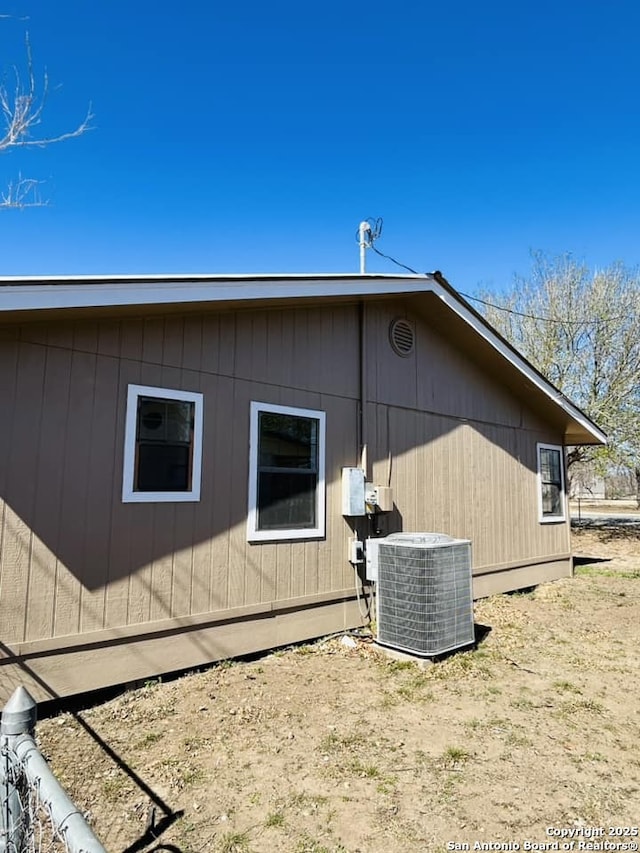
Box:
[432,287,607,446]
[0,271,606,445]
[0,274,427,312]
[0,272,426,283]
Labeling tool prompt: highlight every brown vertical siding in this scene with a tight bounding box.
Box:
[25,344,71,641]
[0,298,571,668]
[54,349,97,638]
[3,342,47,643]
[208,375,233,613]
[80,353,119,631]
[259,543,277,604]
[103,351,140,630]
[371,406,569,573]
[368,300,571,576]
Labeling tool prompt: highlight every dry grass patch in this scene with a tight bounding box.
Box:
[34,526,640,852]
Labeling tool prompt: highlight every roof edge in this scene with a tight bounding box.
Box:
[0,269,606,447]
[430,272,607,447]
[0,271,426,286]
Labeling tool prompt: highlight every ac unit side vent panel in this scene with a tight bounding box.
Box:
[376,537,474,657]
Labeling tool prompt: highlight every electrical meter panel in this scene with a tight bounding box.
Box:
[341,467,366,516]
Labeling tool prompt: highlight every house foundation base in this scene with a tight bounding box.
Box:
[0,595,365,705]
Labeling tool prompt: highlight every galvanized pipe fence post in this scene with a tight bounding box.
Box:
[0,686,36,853]
[0,687,107,853]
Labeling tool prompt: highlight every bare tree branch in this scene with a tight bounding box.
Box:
[1,29,93,208]
[0,172,46,207]
[478,253,640,500]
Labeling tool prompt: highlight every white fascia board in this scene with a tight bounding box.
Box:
[432,287,607,446]
[0,273,428,313]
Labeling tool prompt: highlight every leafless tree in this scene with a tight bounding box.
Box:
[478,252,640,505]
[0,26,92,207]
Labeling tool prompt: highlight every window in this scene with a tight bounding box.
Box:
[122,384,203,503]
[537,443,566,522]
[247,402,326,541]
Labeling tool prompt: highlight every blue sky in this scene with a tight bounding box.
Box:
[0,1,639,293]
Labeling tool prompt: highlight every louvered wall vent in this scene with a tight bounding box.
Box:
[389,318,415,357]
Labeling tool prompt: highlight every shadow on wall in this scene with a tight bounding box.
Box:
[0,308,543,598]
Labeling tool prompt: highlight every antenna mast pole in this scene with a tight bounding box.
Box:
[358,221,371,274]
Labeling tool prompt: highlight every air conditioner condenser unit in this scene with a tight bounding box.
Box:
[373,533,474,657]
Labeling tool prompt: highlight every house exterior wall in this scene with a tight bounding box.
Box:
[0,300,570,701]
[364,301,571,595]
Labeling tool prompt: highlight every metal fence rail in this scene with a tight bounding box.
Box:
[0,687,106,853]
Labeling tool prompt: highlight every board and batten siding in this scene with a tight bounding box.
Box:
[365,300,571,596]
[0,308,361,650]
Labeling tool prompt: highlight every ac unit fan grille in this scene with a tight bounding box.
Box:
[376,537,474,657]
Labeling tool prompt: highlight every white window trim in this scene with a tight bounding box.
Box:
[247,401,326,542]
[122,384,204,503]
[537,442,566,523]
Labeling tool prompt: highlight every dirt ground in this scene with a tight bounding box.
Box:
[37,526,640,853]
